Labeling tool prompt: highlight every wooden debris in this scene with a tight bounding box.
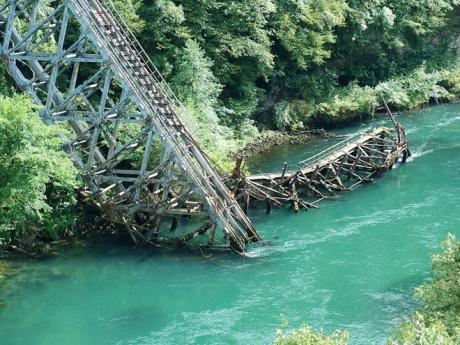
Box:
[229,120,410,214]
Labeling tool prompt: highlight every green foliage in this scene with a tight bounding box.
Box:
[440,67,460,97]
[134,0,460,135]
[0,261,5,282]
[0,64,10,96]
[172,39,232,153]
[297,66,460,128]
[171,38,259,170]
[275,235,460,345]
[388,234,460,344]
[312,85,378,127]
[274,0,347,69]
[331,0,460,86]
[388,312,457,345]
[273,325,349,345]
[140,0,274,121]
[414,234,460,337]
[0,94,79,248]
[173,39,222,109]
[274,101,293,131]
[111,0,144,33]
[375,67,451,110]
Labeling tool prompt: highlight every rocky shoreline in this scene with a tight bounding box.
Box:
[236,129,331,160]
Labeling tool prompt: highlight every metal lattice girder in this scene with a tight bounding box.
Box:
[0,0,261,252]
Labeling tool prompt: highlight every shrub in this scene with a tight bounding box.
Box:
[440,67,460,98]
[274,101,294,131]
[0,94,79,249]
[389,234,460,344]
[311,85,378,127]
[273,325,349,345]
[388,312,457,345]
[300,65,460,129]
[375,67,450,110]
[414,234,460,337]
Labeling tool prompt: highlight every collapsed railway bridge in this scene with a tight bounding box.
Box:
[0,0,410,253]
[228,124,410,215]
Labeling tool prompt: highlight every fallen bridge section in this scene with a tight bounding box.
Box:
[0,0,260,253]
[229,125,410,214]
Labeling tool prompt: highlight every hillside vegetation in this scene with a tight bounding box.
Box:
[110,0,460,151]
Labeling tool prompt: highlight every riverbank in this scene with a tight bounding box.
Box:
[310,66,460,128]
[289,66,460,129]
[236,129,330,160]
[0,202,115,260]
[234,66,460,162]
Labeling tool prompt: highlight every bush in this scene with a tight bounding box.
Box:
[375,67,451,110]
[274,235,460,345]
[413,234,460,337]
[388,312,457,345]
[292,65,460,129]
[0,94,80,249]
[440,67,460,98]
[389,234,460,344]
[273,325,349,345]
[311,85,378,127]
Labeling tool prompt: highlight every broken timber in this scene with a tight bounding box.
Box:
[229,122,410,214]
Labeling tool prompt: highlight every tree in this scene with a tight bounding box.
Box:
[388,234,460,344]
[388,312,456,345]
[139,0,274,126]
[414,234,460,337]
[172,39,240,167]
[173,39,222,109]
[0,94,79,248]
[331,0,460,86]
[111,0,144,33]
[273,0,347,70]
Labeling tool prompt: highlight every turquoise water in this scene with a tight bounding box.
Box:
[1,104,460,345]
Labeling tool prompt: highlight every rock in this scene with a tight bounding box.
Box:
[236,130,330,160]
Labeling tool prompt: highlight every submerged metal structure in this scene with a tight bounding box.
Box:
[0,0,261,252]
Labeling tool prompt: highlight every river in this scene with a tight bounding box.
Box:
[1,103,459,345]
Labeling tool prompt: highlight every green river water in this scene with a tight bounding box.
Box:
[1,103,460,345]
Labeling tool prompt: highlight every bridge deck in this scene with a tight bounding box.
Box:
[248,127,391,182]
[230,125,410,214]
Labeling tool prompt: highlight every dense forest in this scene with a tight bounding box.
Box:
[112,0,460,151]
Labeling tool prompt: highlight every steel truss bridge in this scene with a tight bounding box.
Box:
[0,0,261,253]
